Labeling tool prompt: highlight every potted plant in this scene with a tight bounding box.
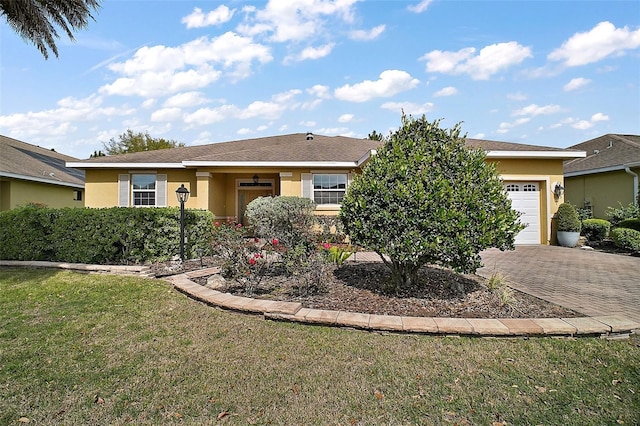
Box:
[556,202,581,247]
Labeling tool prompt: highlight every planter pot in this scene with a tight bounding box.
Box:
[557,231,580,248]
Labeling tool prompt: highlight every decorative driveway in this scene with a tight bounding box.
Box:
[478,246,640,324]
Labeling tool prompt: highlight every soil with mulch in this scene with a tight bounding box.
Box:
[150,257,581,319]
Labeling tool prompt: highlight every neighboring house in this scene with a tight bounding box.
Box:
[0,135,85,210]
[67,132,584,245]
[564,134,640,219]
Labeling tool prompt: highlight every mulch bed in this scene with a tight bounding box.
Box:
[150,258,581,319]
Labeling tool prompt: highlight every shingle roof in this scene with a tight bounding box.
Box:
[564,134,640,175]
[0,135,85,187]
[69,132,583,168]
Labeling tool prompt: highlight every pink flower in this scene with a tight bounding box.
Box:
[214,221,220,227]
[254,237,259,243]
[323,242,331,250]
[254,253,261,258]
[248,257,256,265]
[272,238,279,245]
[236,223,243,228]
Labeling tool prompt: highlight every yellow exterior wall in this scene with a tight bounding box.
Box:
[0,179,83,210]
[565,169,637,219]
[82,158,567,243]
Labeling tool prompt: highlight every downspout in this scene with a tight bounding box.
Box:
[624,166,639,206]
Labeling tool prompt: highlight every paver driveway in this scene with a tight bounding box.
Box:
[478,246,640,324]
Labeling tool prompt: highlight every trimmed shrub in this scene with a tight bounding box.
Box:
[611,227,640,252]
[581,218,611,241]
[617,218,640,232]
[556,203,581,232]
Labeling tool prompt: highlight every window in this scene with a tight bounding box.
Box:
[313,174,347,204]
[132,174,156,206]
[506,184,520,192]
[523,184,537,192]
[118,173,167,207]
[73,190,82,201]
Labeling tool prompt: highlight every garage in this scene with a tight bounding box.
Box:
[505,182,541,245]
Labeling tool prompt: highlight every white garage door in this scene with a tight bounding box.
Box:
[505,182,540,245]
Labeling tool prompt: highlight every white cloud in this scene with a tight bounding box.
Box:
[421,42,532,80]
[285,43,335,63]
[272,89,302,103]
[507,92,527,101]
[99,32,272,97]
[163,91,210,108]
[141,99,156,108]
[150,107,182,122]
[407,0,433,13]
[550,113,609,130]
[182,6,235,29]
[496,118,530,133]
[548,21,640,67]
[237,0,359,43]
[433,86,458,97]
[184,105,239,125]
[512,104,562,116]
[349,25,386,41]
[572,120,593,130]
[473,133,485,139]
[0,95,135,140]
[316,127,356,137]
[380,101,434,115]
[299,120,316,127]
[334,70,420,102]
[338,114,354,123]
[307,84,331,99]
[563,77,592,92]
[100,66,222,98]
[239,101,285,120]
[591,112,609,122]
[237,128,252,135]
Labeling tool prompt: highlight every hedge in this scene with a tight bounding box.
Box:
[0,205,214,264]
[611,227,640,252]
[581,219,610,241]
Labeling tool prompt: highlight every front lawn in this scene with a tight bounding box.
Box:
[1,269,638,425]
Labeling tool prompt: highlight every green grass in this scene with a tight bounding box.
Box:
[1,268,638,425]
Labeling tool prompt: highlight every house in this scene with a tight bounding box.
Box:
[67,132,585,245]
[0,135,85,210]
[564,134,640,219]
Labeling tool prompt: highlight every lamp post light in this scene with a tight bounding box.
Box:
[175,184,190,261]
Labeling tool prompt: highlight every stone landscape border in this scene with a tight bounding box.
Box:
[167,267,639,339]
[2,260,638,338]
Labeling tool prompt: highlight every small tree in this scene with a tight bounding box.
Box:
[340,114,523,291]
[103,129,185,155]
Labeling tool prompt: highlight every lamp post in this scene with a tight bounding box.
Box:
[175,184,190,261]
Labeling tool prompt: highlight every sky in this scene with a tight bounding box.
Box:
[1,0,639,159]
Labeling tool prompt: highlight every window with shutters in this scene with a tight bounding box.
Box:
[312,174,347,204]
[119,173,167,207]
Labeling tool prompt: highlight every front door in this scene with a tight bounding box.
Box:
[238,189,272,226]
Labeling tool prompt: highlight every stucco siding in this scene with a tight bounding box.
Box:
[0,179,83,210]
[565,170,635,219]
